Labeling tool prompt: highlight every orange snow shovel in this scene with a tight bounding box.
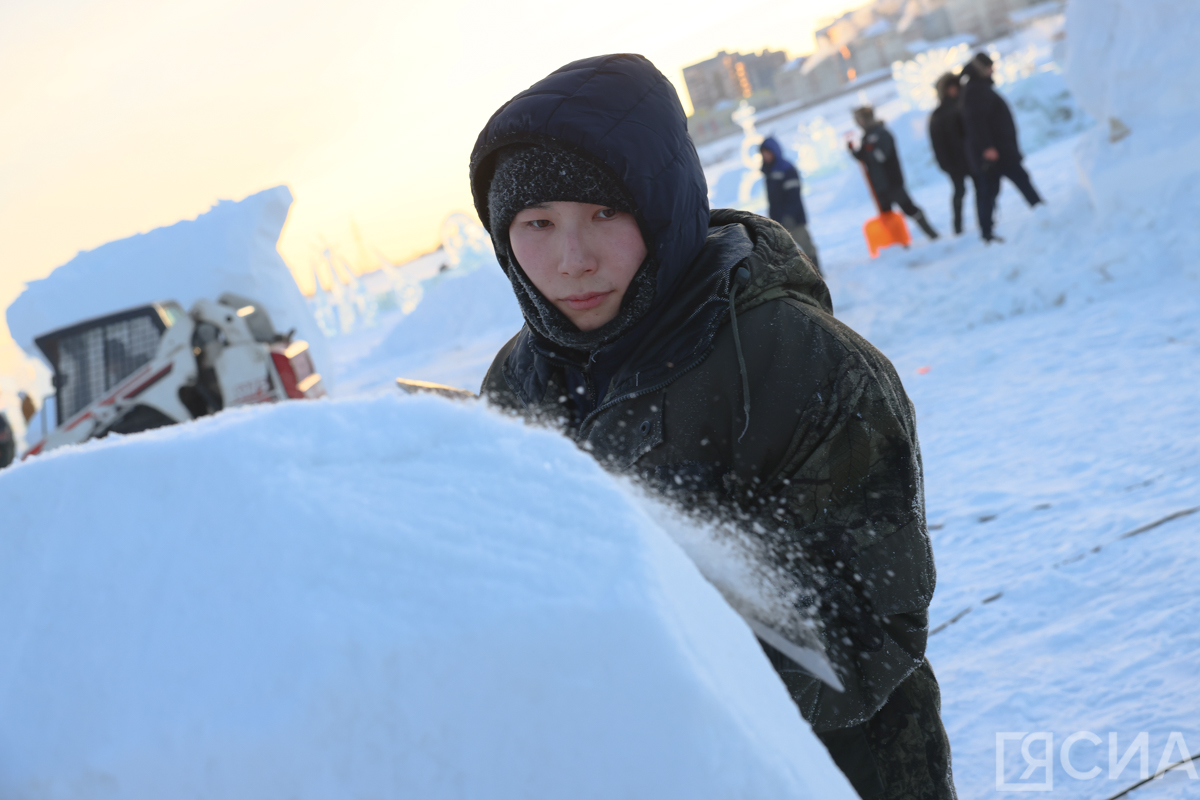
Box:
[857,160,911,257]
[864,212,911,257]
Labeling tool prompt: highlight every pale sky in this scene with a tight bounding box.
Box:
[0,0,857,387]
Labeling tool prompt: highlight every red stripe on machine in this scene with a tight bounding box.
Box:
[124,364,174,399]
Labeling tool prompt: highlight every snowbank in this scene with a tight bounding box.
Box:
[331,260,523,395]
[369,262,521,372]
[1066,0,1200,218]
[5,186,332,387]
[0,395,854,799]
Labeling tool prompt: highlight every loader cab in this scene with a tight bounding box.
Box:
[34,302,185,428]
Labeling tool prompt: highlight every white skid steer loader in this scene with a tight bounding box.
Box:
[24,293,325,458]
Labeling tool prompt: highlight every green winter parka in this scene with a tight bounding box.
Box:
[483,209,935,734]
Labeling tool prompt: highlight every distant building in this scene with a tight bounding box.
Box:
[941,0,1043,42]
[683,52,741,114]
[844,18,911,76]
[774,53,848,107]
[682,49,788,116]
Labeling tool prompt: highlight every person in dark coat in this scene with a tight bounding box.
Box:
[848,107,939,240]
[0,410,14,469]
[759,136,821,273]
[960,53,1043,242]
[929,73,974,235]
[471,53,957,800]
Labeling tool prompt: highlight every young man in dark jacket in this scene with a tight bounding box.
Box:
[849,106,939,240]
[929,73,974,235]
[759,136,820,273]
[472,53,956,800]
[960,53,1042,242]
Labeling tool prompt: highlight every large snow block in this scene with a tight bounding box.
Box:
[1065,0,1200,217]
[5,186,332,388]
[0,395,856,799]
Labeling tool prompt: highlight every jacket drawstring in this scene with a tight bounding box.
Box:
[729,265,752,442]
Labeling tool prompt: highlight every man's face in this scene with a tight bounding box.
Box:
[509,201,647,331]
[761,148,775,166]
[946,84,959,99]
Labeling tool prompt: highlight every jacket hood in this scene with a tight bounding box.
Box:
[760,136,784,166]
[962,62,994,86]
[469,53,711,351]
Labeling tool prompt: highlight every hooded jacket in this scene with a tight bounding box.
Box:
[960,65,1022,172]
[760,136,808,227]
[472,54,935,734]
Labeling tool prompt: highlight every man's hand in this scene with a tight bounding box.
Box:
[983,147,1000,162]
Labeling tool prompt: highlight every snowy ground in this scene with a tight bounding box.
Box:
[818,138,1200,798]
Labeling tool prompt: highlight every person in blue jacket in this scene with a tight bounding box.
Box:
[760,136,820,274]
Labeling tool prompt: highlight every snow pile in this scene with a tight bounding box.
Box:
[330,258,523,395]
[0,395,854,799]
[1066,0,1200,219]
[371,264,521,372]
[5,186,331,386]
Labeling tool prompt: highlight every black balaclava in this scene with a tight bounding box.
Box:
[486,142,657,354]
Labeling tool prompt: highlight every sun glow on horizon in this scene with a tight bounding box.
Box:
[0,0,859,346]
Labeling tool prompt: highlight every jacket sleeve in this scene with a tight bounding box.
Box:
[930,114,951,173]
[741,334,935,733]
[782,164,806,225]
[764,170,784,223]
[782,164,802,192]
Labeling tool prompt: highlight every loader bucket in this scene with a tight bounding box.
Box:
[863,211,911,258]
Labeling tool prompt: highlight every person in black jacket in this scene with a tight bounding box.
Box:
[929,73,974,235]
[0,410,14,470]
[960,53,1042,242]
[760,136,821,274]
[473,53,956,800]
[849,107,939,240]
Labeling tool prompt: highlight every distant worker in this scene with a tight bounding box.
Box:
[849,106,939,240]
[929,73,974,236]
[960,52,1043,243]
[759,136,821,274]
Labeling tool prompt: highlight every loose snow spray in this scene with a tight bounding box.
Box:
[628,481,840,689]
